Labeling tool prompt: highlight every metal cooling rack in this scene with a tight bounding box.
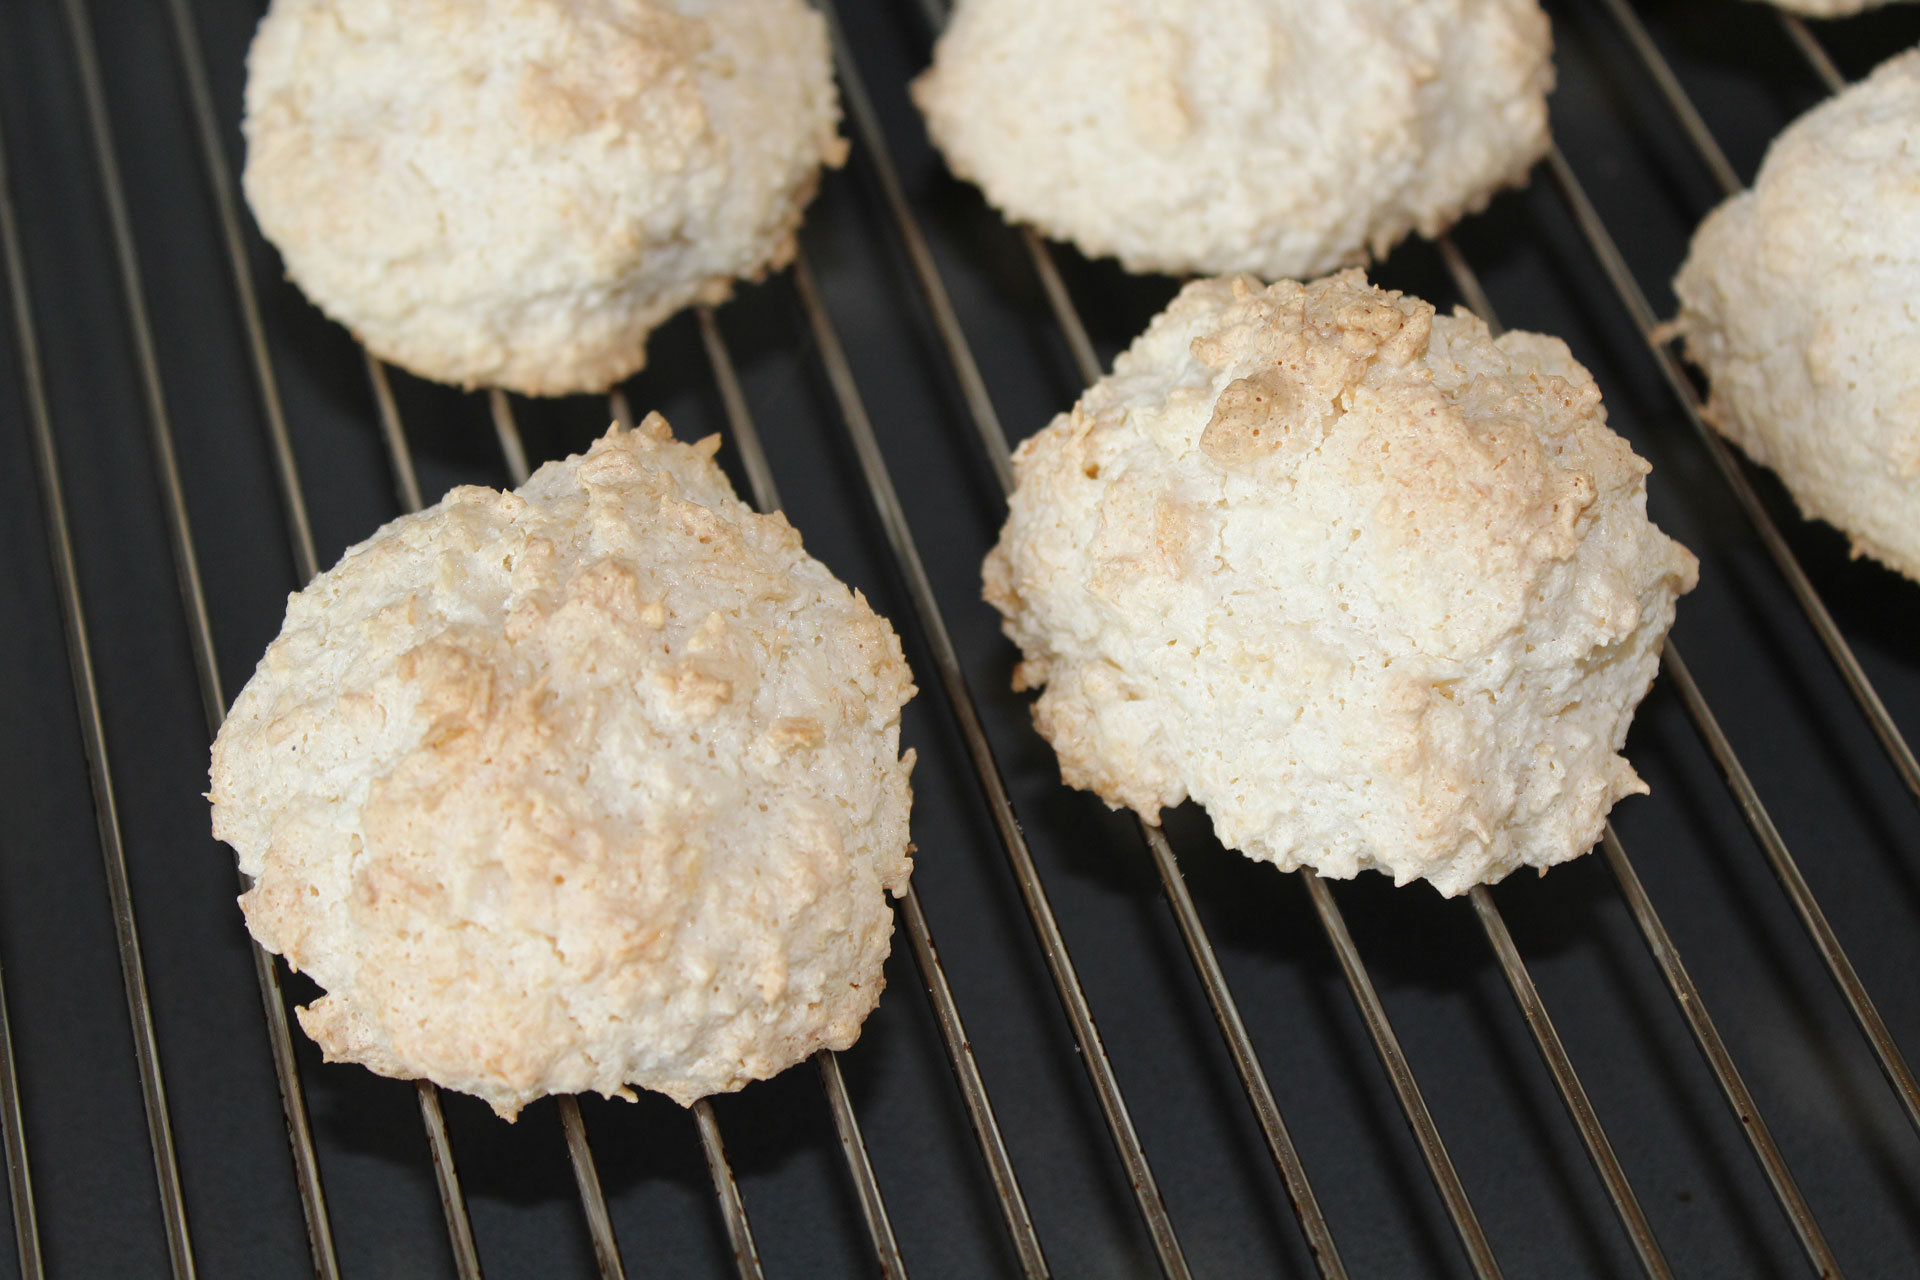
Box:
[1,0,1917,1276]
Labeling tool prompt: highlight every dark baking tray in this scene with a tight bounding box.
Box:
[1,0,1918,1276]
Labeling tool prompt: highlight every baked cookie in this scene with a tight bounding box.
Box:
[243,0,845,395]
[912,0,1552,280]
[984,273,1697,895]
[211,416,916,1117]
[1672,49,1920,582]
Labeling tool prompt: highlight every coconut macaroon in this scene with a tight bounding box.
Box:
[210,417,915,1117]
[912,0,1552,281]
[984,273,1697,895]
[1672,50,1920,582]
[242,0,845,396]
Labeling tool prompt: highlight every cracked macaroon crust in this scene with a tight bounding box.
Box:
[912,0,1553,280]
[1672,48,1920,583]
[242,0,846,395]
[210,417,916,1118]
[984,273,1697,895]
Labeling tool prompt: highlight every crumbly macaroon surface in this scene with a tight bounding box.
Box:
[210,417,915,1117]
[985,273,1697,895]
[243,0,845,395]
[1673,48,1920,582]
[912,0,1552,280]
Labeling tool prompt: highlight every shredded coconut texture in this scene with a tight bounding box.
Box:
[243,0,845,395]
[912,0,1552,280]
[210,417,916,1117]
[1673,48,1920,582]
[985,273,1697,895]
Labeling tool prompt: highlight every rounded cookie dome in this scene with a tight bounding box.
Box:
[242,0,845,395]
[1673,48,1920,582]
[210,416,916,1117]
[912,0,1552,280]
[984,272,1697,895]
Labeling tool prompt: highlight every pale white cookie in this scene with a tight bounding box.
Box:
[243,0,845,395]
[1673,49,1920,583]
[912,0,1552,280]
[211,416,916,1117]
[984,273,1697,895]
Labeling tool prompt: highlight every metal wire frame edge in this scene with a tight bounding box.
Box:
[816,1052,908,1280]
[1540,142,1920,807]
[1548,134,1920,1126]
[0,124,49,1280]
[71,0,503,1271]
[1535,141,1920,1141]
[1139,827,1347,1280]
[487,380,819,1280]
[45,5,1889,1274]
[403,351,954,1280]
[1434,234,1844,1277]
[1299,874,1503,1279]
[823,8,1366,1275]
[847,22,1455,1262]
[0,954,41,1280]
[894,888,1050,1278]
[1468,887,1673,1278]
[921,53,1663,1269]
[61,0,224,727]
[1437,241,1670,1279]
[528,381,627,1276]
[397,333,1015,1280]
[1048,218,1664,1280]
[1544,10,1920,1143]
[694,310,783,515]
[470,285,1048,1280]
[237,921,341,1279]
[488,376,926,1280]
[851,10,1379,1277]
[3,19,197,1277]
[692,303,1042,1278]
[154,0,351,1268]
[818,0,1013,497]
[866,19,1522,1280]
[1590,0,1742,198]
[160,0,318,584]
[1598,828,1843,1277]
[788,249,1194,1280]
[59,17,483,1262]
[1776,13,1846,95]
[1544,4,1906,1245]
[687,1098,764,1280]
[1662,642,1920,1137]
[557,1097,627,1280]
[1583,0,1920,811]
[364,353,425,513]
[406,1080,482,1279]
[362,380,597,1280]
[952,106,1712,1280]
[697,304,1051,1277]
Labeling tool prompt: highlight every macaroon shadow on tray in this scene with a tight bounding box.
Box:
[0,0,1918,1277]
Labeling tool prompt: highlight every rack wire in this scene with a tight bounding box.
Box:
[0,0,1916,1277]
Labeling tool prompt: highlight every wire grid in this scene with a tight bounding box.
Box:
[0,0,1917,1277]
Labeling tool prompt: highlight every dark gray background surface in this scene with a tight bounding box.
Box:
[1,0,1918,1275]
